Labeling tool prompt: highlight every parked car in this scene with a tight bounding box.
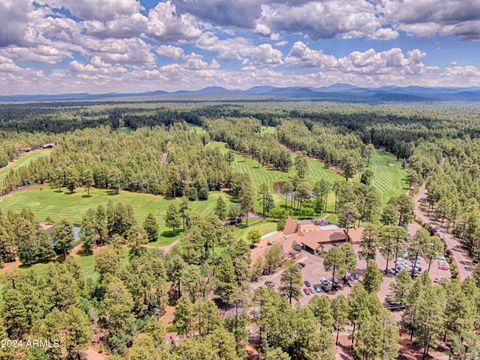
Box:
[264,281,274,287]
[387,268,397,275]
[313,284,323,293]
[333,282,343,291]
[384,298,405,311]
[304,280,312,288]
[303,287,311,295]
[320,278,330,286]
[321,284,331,292]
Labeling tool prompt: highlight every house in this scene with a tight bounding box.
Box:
[250,217,365,264]
[280,217,364,254]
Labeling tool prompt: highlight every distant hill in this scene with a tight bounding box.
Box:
[2,84,480,103]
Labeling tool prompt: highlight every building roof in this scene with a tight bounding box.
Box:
[297,223,319,232]
[296,234,322,251]
[250,232,293,263]
[300,229,348,244]
[318,224,339,230]
[347,227,365,243]
[283,216,298,235]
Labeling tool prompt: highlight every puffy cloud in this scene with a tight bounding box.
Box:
[338,48,427,75]
[196,33,283,65]
[84,14,148,39]
[0,55,22,72]
[156,45,185,60]
[0,0,33,46]
[184,53,220,70]
[174,0,396,40]
[70,56,127,74]
[37,0,141,21]
[285,41,338,68]
[146,1,203,42]
[258,0,389,40]
[78,37,157,67]
[0,45,73,64]
[381,0,480,39]
[371,28,400,40]
[173,0,263,29]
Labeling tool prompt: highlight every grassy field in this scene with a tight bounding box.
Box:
[363,150,408,205]
[186,122,207,135]
[115,126,134,134]
[209,142,406,210]
[1,248,133,285]
[0,184,277,246]
[261,125,277,134]
[210,141,342,210]
[0,149,52,184]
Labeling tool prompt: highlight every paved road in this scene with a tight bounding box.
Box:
[413,187,475,281]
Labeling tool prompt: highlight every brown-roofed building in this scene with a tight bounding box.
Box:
[283,216,298,235]
[251,218,364,261]
[345,227,365,243]
[296,228,349,254]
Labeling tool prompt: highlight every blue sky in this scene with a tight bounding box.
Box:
[1,0,480,94]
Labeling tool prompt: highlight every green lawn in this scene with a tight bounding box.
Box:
[260,126,277,135]
[115,126,134,134]
[2,248,133,285]
[363,150,408,205]
[209,141,342,210]
[233,218,278,240]
[0,184,279,247]
[186,122,207,135]
[210,142,406,210]
[0,185,228,245]
[0,149,52,184]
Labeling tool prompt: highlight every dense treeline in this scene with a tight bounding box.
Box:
[0,209,74,266]
[424,138,480,261]
[1,125,231,198]
[206,117,292,171]
[0,210,402,360]
[278,120,365,178]
[392,272,480,358]
[0,132,55,167]
[4,203,478,359]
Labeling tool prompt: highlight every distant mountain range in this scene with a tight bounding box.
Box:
[2,84,480,103]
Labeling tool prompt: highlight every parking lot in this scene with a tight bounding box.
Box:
[251,245,451,306]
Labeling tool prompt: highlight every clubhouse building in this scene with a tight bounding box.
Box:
[251,217,364,263]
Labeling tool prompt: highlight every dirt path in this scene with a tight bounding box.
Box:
[81,347,107,360]
[144,238,181,253]
[161,152,168,164]
[413,186,474,281]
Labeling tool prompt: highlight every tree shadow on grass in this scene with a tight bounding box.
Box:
[234,223,248,230]
[160,229,183,238]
